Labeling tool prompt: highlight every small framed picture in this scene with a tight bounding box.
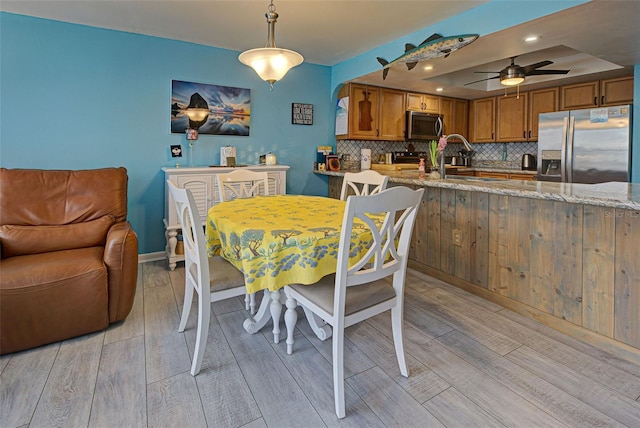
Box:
[326,154,340,171]
[170,145,183,157]
[292,103,313,125]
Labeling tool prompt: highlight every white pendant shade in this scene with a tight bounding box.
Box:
[239,1,303,89]
[238,47,303,85]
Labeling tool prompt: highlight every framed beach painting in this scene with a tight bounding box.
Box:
[170,80,251,136]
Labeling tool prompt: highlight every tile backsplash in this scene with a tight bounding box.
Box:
[336,140,538,169]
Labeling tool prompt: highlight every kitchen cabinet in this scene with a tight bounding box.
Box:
[469,97,496,143]
[336,83,405,141]
[379,88,407,141]
[560,76,633,110]
[162,165,289,270]
[496,93,528,142]
[406,92,440,113]
[440,97,469,137]
[528,87,559,140]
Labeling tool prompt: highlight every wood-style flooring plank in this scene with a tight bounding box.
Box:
[0,343,59,428]
[401,323,565,427]
[147,372,207,428]
[0,353,10,375]
[346,366,445,427]
[437,330,623,427]
[498,305,640,377]
[423,387,506,428]
[89,335,147,427]
[347,320,451,404]
[297,314,376,379]
[29,332,104,427]
[236,349,325,427]
[144,259,172,288]
[507,345,640,427]
[195,357,261,428]
[144,282,192,384]
[429,285,640,398]
[272,331,386,427]
[406,288,522,356]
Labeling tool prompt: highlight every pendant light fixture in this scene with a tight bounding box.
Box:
[238,0,303,90]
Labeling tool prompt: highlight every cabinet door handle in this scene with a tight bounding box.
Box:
[523,131,526,139]
[528,130,532,139]
[594,96,597,105]
[601,95,605,105]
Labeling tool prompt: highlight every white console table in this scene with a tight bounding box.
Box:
[162,165,290,270]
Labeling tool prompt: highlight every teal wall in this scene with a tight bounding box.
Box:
[0,13,333,253]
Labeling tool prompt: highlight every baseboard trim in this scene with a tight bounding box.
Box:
[138,252,166,263]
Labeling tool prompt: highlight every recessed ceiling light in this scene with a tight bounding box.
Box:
[524,35,540,43]
[436,87,444,92]
[424,65,434,71]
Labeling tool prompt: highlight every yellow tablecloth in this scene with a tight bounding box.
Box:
[206,195,379,294]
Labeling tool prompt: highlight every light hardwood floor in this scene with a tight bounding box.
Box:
[2,260,640,427]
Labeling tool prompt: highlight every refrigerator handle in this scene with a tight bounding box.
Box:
[560,116,569,182]
[566,116,576,183]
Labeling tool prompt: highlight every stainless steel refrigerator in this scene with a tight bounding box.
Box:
[537,105,632,183]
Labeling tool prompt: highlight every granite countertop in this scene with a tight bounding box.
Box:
[316,169,640,210]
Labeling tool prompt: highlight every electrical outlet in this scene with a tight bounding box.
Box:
[452,229,462,246]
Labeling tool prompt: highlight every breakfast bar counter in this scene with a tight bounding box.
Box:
[317,169,640,210]
[316,169,640,360]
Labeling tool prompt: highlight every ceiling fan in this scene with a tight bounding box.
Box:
[465,56,570,86]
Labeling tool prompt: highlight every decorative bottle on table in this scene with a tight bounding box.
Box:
[419,158,426,179]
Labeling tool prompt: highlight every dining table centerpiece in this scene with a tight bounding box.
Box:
[428,137,448,179]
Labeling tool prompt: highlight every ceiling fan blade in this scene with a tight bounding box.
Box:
[526,69,570,75]
[465,75,500,86]
[473,70,500,74]
[521,60,553,73]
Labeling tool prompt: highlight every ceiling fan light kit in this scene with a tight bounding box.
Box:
[466,56,569,87]
[238,0,303,90]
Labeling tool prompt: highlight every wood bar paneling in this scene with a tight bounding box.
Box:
[582,206,615,337]
[552,202,583,325]
[469,192,489,289]
[507,197,531,305]
[528,199,555,314]
[426,187,442,270]
[440,189,457,275]
[488,194,509,296]
[454,190,471,282]
[614,209,640,348]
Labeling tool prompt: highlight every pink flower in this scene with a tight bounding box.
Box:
[437,136,447,153]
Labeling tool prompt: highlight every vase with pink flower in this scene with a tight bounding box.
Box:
[428,137,448,178]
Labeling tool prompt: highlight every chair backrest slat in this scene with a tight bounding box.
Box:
[216,169,270,202]
[339,170,389,201]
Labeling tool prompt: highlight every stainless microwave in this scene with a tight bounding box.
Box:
[406,111,443,140]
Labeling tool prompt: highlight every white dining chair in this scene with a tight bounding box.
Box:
[167,180,246,376]
[216,169,270,202]
[284,186,424,418]
[215,169,270,314]
[339,170,389,201]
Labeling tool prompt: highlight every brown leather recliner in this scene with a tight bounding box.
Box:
[0,167,138,354]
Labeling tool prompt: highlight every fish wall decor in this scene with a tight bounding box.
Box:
[377,33,479,79]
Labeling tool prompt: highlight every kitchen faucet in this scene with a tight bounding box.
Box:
[440,134,473,179]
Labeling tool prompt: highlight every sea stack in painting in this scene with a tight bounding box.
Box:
[376,33,479,79]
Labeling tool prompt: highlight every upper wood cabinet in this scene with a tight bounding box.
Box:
[336,83,405,141]
[528,87,559,140]
[492,88,559,142]
[560,76,633,110]
[440,97,469,137]
[469,97,495,143]
[406,92,440,113]
[496,93,528,142]
[379,88,406,141]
